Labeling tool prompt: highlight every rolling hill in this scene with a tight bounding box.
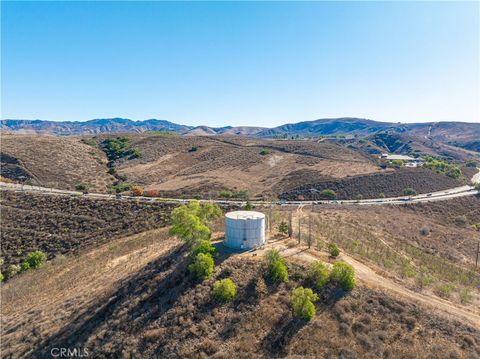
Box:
[2,118,479,150]
[1,133,476,200]
[1,192,479,358]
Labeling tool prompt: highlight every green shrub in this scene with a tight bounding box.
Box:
[459,288,472,304]
[319,189,336,200]
[290,286,319,321]
[188,253,214,280]
[81,138,98,147]
[260,149,270,155]
[400,261,416,278]
[218,189,249,199]
[20,261,30,272]
[129,148,141,159]
[434,283,454,299]
[219,190,233,198]
[278,221,289,235]
[244,200,253,210]
[0,272,4,282]
[328,243,340,258]
[265,249,288,283]
[403,187,417,196]
[269,260,288,283]
[329,262,355,291]
[379,192,385,198]
[108,183,133,193]
[188,146,198,152]
[145,131,178,136]
[6,264,20,278]
[390,159,404,167]
[75,183,90,192]
[415,268,435,289]
[212,278,237,303]
[191,239,216,258]
[308,261,329,290]
[25,250,47,269]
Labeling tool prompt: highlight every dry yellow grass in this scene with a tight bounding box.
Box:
[1,134,114,192]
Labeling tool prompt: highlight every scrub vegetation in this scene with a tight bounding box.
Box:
[269,196,480,306]
[423,157,461,179]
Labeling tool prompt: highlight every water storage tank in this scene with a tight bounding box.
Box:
[224,211,266,250]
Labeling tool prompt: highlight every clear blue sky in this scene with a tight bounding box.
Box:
[2,1,479,126]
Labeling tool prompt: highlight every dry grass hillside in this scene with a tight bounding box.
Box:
[1,134,114,192]
[1,133,474,200]
[109,135,379,199]
[0,191,176,273]
[267,196,480,313]
[1,191,480,357]
[2,228,479,359]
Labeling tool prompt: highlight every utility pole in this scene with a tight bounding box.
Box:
[288,211,293,238]
[269,206,273,235]
[476,240,479,269]
[308,213,312,249]
[297,212,301,244]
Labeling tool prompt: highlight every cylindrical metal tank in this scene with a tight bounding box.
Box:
[224,210,266,250]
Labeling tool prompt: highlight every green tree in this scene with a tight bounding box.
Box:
[319,189,336,200]
[75,183,90,192]
[329,262,355,291]
[290,286,319,321]
[328,243,340,258]
[308,261,329,290]
[191,239,216,258]
[169,201,221,245]
[188,253,214,280]
[423,157,461,179]
[244,200,253,210]
[403,187,417,196]
[278,221,289,235]
[212,278,237,303]
[390,159,404,168]
[265,249,288,283]
[129,148,141,159]
[25,251,47,269]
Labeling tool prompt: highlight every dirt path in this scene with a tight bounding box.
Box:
[243,240,480,328]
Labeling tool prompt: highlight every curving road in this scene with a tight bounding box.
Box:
[1,168,478,207]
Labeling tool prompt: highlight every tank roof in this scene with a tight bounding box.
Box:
[225,210,265,220]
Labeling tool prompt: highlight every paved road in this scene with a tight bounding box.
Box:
[1,168,478,207]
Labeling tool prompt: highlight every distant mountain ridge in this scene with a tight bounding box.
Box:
[0,118,192,136]
[2,118,479,145]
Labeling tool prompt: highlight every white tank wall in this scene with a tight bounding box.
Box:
[224,211,265,250]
